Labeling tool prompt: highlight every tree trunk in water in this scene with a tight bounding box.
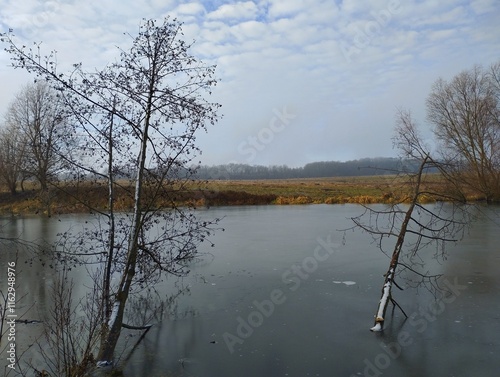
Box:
[97,168,145,363]
[97,153,146,363]
[97,77,154,364]
[370,156,428,332]
[100,108,116,354]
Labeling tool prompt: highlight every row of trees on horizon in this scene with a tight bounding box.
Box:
[195,157,424,180]
[1,66,499,199]
[0,80,425,192]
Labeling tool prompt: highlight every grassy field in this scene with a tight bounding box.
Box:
[197,174,455,204]
[0,173,471,215]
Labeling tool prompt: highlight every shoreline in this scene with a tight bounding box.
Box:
[0,176,490,216]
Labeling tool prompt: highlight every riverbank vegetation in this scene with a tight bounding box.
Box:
[0,172,489,216]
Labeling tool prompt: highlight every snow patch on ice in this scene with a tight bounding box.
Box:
[333,280,357,286]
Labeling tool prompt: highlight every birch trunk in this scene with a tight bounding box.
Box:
[97,72,156,363]
[370,155,429,332]
[100,106,116,350]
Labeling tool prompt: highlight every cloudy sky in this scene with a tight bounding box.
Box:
[0,0,499,167]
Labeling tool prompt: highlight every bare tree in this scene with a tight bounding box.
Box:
[5,81,67,192]
[1,17,221,369]
[427,61,500,202]
[351,109,471,332]
[33,268,102,377]
[0,122,27,195]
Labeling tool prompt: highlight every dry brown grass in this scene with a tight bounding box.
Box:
[0,174,484,215]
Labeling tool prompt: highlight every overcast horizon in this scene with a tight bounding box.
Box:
[1,0,499,168]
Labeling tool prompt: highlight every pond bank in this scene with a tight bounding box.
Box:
[0,175,489,215]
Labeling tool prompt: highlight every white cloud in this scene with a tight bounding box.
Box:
[427,29,458,41]
[411,5,469,28]
[470,0,498,14]
[339,0,366,15]
[267,0,307,18]
[148,0,175,9]
[231,20,267,40]
[207,1,258,20]
[0,0,499,166]
[176,2,206,15]
[201,20,233,42]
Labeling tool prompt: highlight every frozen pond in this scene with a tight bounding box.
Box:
[1,204,500,376]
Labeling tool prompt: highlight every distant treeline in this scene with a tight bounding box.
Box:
[195,157,429,180]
